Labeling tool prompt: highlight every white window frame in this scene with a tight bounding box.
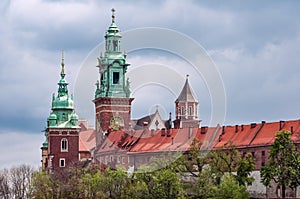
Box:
[61,138,68,152]
[117,156,121,163]
[122,157,125,164]
[59,158,65,167]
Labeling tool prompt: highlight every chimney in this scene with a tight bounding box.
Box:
[151,129,155,136]
[161,128,165,136]
[167,129,171,137]
[201,126,207,134]
[222,126,225,134]
[250,123,256,129]
[279,120,285,131]
[235,125,238,133]
[171,137,174,145]
[291,126,293,133]
[241,124,244,131]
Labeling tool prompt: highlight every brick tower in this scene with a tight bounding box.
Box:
[94,9,133,135]
[41,52,80,171]
[174,75,200,128]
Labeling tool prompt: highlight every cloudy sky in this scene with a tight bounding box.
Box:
[1,0,300,169]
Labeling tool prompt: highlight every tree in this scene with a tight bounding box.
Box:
[261,130,300,198]
[236,153,255,186]
[215,174,249,199]
[0,169,10,199]
[10,164,33,199]
[152,168,185,199]
[208,141,254,186]
[28,171,58,199]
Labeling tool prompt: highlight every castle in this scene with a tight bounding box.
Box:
[41,9,300,198]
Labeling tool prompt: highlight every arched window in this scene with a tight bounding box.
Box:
[61,138,68,152]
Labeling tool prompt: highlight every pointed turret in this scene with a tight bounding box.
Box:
[48,51,79,128]
[41,52,80,171]
[175,75,198,103]
[174,75,200,129]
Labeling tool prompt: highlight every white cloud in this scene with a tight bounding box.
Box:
[1,0,300,166]
[0,131,44,169]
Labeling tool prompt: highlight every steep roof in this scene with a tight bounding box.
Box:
[79,129,96,152]
[94,119,300,157]
[175,75,198,103]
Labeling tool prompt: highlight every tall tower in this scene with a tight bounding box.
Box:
[94,9,133,133]
[41,52,80,171]
[174,75,200,129]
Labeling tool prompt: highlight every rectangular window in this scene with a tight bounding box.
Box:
[113,72,120,84]
[59,158,65,167]
[181,106,185,115]
[261,151,265,156]
[122,157,125,164]
[110,156,113,162]
[189,106,193,115]
[105,156,108,164]
[117,156,120,163]
[251,152,255,157]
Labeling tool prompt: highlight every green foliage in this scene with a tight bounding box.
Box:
[189,170,217,199]
[261,130,300,198]
[236,153,255,186]
[215,174,249,199]
[208,142,254,186]
[6,140,256,199]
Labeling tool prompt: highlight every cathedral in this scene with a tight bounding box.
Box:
[41,9,300,198]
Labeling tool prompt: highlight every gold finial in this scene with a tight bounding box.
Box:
[111,8,115,22]
[61,49,65,75]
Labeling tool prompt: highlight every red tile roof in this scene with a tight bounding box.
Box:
[79,129,96,152]
[94,119,300,156]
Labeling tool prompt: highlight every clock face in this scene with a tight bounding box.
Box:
[110,116,124,130]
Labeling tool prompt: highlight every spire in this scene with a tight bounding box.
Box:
[175,74,198,103]
[47,52,79,128]
[59,50,67,80]
[57,51,68,97]
[105,8,120,38]
[111,8,115,23]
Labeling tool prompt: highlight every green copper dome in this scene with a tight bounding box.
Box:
[95,8,131,99]
[46,52,79,129]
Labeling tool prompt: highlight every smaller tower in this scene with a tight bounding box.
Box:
[41,51,80,171]
[174,75,200,129]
